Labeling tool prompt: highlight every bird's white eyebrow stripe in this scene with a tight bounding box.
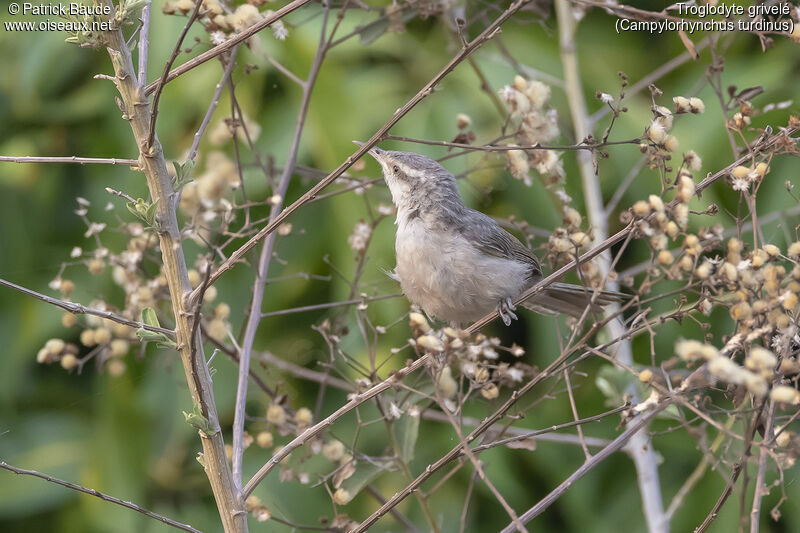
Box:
[391,160,426,180]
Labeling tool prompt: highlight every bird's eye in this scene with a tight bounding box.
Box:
[392,165,399,174]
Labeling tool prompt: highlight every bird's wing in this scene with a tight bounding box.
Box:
[460,210,542,276]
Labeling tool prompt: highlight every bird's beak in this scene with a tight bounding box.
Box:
[352,140,385,161]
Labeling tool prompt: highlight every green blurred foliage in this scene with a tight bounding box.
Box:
[1,1,799,532]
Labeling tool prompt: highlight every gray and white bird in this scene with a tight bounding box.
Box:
[361,145,624,326]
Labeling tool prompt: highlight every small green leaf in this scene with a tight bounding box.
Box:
[135,328,176,349]
[126,197,159,228]
[339,458,394,499]
[172,159,195,192]
[183,403,216,436]
[396,411,420,462]
[358,17,390,45]
[141,307,160,328]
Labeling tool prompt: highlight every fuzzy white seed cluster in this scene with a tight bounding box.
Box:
[499,75,563,185]
[163,0,288,42]
[408,314,531,410]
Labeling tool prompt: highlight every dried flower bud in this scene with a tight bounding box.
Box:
[208,318,228,341]
[437,366,458,398]
[684,150,702,171]
[61,313,77,328]
[776,431,793,447]
[563,207,582,227]
[110,339,129,357]
[323,440,345,462]
[688,97,705,114]
[762,244,780,258]
[665,221,679,239]
[266,404,286,425]
[80,329,96,347]
[417,335,444,352]
[744,372,768,397]
[646,121,667,144]
[107,359,126,377]
[214,303,231,320]
[409,312,431,333]
[245,495,261,512]
[674,204,689,227]
[480,383,499,400]
[731,166,750,179]
[657,250,673,266]
[632,201,650,217]
[570,232,590,247]
[295,407,313,428]
[770,385,800,405]
[332,488,351,505]
[253,505,271,522]
[673,96,691,113]
[94,328,112,344]
[782,291,798,311]
[676,339,718,361]
[256,431,274,448]
[663,135,679,152]
[60,354,78,370]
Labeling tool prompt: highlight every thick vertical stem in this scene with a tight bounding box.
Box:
[103,11,247,533]
[554,1,667,532]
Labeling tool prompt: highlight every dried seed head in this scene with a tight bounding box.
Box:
[409,312,431,333]
[266,404,287,425]
[657,250,674,266]
[480,383,499,400]
[256,431,274,448]
[323,440,345,461]
[770,385,800,405]
[332,488,351,505]
[417,335,444,352]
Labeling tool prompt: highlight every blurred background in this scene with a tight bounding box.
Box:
[1,0,799,531]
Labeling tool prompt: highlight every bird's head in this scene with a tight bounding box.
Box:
[355,143,459,211]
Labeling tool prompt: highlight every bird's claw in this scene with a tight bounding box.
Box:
[497,297,518,326]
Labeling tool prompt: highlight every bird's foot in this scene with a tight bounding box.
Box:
[497,297,518,326]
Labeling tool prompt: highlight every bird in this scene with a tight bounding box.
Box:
[359,144,624,326]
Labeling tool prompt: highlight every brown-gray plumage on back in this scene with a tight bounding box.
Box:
[360,144,624,326]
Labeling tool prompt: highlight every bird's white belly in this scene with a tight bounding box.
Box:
[394,218,530,324]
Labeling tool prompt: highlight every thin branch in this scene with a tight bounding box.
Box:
[242,354,433,497]
[143,0,312,95]
[137,2,151,86]
[187,0,535,302]
[260,293,403,318]
[102,3,245,528]
[498,405,669,533]
[0,277,174,336]
[589,35,712,125]
[232,1,333,489]
[555,1,667,530]
[188,48,239,162]
[383,134,638,152]
[469,404,629,454]
[0,156,138,165]
[146,0,204,150]
[749,400,775,532]
[0,461,201,533]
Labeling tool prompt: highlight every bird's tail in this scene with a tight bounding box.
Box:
[521,282,626,318]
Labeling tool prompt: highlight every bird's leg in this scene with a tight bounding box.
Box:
[496,297,518,326]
